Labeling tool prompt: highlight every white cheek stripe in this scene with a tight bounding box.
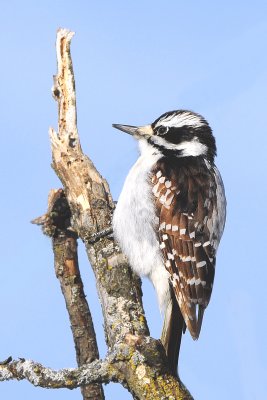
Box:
[178,140,207,157]
[152,135,207,157]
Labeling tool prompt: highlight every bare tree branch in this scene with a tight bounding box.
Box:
[49,28,150,348]
[32,188,104,399]
[0,357,113,389]
[0,340,193,400]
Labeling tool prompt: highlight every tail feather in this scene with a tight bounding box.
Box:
[197,305,205,336]
[161,285,206,374]
[161,290,185,375]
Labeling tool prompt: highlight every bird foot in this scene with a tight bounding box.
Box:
[87,227,114,244]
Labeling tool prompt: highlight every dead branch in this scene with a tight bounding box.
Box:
[0,357,113,389]
[49,28,149,349]
[0,340,193,400]
[32,188,104,399]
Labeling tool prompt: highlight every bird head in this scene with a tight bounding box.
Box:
[113,110,216,162]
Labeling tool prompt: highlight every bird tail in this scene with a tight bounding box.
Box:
[161,288,185,376]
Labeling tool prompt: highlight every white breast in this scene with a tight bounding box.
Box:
[113,141,171,311]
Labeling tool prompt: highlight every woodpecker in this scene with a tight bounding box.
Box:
[112,110,226,374]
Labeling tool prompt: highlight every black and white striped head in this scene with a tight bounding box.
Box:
[113,110,216,162]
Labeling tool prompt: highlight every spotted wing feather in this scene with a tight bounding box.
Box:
[151,157,222,339]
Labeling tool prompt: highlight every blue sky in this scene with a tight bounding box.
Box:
[1,1,267,399]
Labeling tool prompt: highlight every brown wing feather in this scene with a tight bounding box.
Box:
[152,158,217,339]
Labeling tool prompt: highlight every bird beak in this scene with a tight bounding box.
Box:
[112,123,153,138]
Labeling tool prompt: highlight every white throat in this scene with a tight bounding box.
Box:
[138,138,161,157]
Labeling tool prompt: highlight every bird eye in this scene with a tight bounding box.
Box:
[157,126,168,135]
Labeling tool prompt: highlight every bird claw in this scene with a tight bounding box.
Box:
[87,227,114,244]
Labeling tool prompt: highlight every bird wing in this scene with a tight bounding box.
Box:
[151,157,219,339]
